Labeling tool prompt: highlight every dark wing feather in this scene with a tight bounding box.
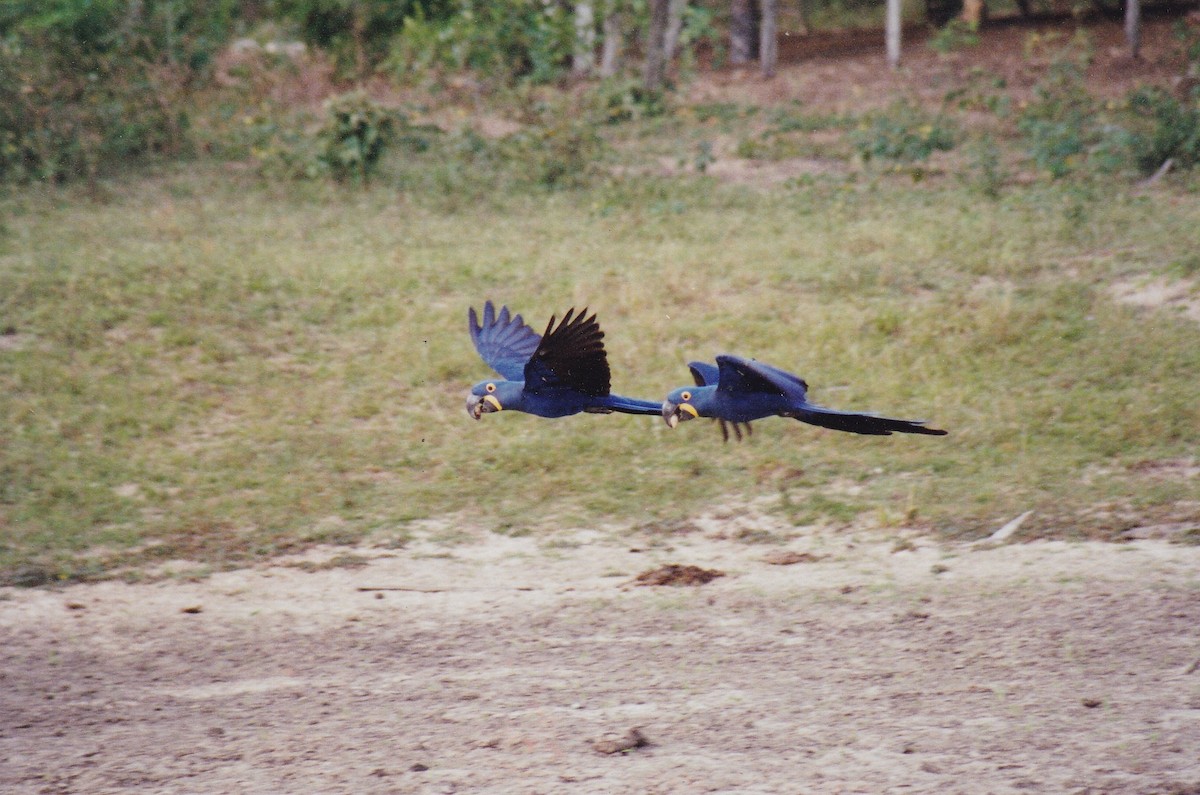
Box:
[523,307,611,397]
[714,355,803,399]
[469,301,542,381]
[688,361,721,387]
[746,359,809,393]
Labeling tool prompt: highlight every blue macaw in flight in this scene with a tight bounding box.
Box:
[466,301,661,420]
[662,355,947,441]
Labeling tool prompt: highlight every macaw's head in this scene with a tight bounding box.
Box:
[662,386,702,428]
[466,380,521,420]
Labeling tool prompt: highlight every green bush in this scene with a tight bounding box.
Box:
[317,91,399,183]
[1124,86,1200,174]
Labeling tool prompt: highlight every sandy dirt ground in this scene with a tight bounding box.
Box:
[3,515,1199,795]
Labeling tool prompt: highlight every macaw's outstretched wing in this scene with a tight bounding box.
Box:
[687,361,721,387]
[714,355,808,399]
[524,307,611,397]
[469,300,542,381]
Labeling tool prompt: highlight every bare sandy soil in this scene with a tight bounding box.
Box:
[3,516,1199,794]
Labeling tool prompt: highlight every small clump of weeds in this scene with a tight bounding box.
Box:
[766,103,852,134]
[591,78,670,124]
[928,19,980,55]
[964,135,1006,198]
[852,100,957,164]
[943,69,1011,117]
[498,115,606,189]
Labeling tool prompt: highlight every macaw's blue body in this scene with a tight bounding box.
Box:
[662,355,947,441]
[466,301,661,420]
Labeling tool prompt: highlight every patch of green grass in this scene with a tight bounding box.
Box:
[2,158,1199,581]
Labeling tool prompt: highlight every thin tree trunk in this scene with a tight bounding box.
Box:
[885,0,902,69]
[730,0,756,65]
[760,0,778,77]
[123,0,145,36]
[664,0,688,61]
[962,0,984,27]
[599,6,623,77]
[1125,0,1141,59]
[644,0,671,91]
[573,3,596,77]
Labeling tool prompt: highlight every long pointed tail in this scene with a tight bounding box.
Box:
[790,404,947,436]
[603,394,666,416]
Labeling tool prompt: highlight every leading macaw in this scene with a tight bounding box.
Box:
[662,355,947,440]
[466,301,661,420]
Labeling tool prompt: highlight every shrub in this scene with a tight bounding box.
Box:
[317,91,399,182]
[1017,60,1095,178]
[1124,86,1200,174]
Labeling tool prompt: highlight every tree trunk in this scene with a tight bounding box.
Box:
[961,0,985,27]
[1125,0,1141,60]
[730,0,757,65]
[664,0,688,62]
[573,3,596,77]
[600,5,623,77]
[759,0,778,77]
[885,0,902,69]
[644,0,671,92]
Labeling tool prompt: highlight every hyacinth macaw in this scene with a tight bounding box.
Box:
[662,355,947,441]
[466,301,661,420]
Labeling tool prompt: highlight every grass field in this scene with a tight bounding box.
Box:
[2,132,1199,583]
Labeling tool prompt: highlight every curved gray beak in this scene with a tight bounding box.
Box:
[662,400,680,428]
[466,393,502,420]
[662,400,700,428]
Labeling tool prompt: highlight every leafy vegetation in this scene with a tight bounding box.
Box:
[0,0,243,182]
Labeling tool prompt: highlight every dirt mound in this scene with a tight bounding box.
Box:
[632,563,727,586]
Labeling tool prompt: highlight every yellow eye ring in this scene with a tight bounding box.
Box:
[681,391,691,401]
[486,383,496,393]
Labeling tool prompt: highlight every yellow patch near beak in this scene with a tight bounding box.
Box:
[679,402,699,418]
[483,394,503,412]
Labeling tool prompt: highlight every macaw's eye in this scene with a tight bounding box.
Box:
[486,383,496,393]
[681,391,691,401]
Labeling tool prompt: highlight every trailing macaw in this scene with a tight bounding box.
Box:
[466,301,661,420]
[662,355,947,440]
